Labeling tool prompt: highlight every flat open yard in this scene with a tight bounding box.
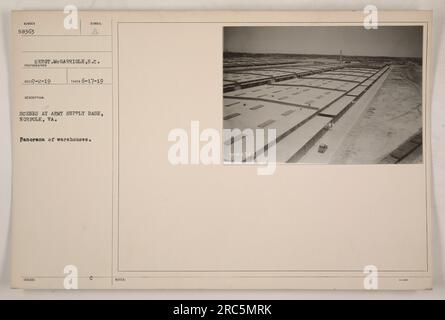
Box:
[330,63,423,164]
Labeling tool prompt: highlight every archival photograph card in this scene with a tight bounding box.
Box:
[10,10,432,290]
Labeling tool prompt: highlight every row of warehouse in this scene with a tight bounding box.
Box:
[223,62,390,162]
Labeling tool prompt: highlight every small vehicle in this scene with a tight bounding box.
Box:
[318,143,328,154]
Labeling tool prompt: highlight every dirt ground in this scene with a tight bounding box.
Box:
[331,63,423,164]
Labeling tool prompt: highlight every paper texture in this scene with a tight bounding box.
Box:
[10,10,432,289]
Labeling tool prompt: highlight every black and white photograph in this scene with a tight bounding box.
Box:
[223,26,423,164]
[2,4,442,299]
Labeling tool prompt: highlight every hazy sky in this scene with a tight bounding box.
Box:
[224,26,423,58]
